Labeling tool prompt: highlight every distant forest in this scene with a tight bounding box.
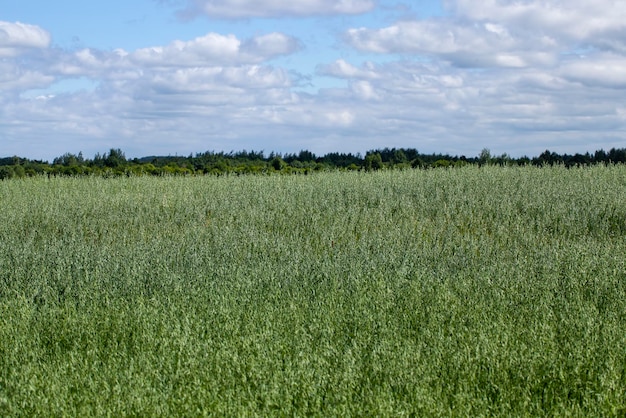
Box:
[1,147,626,179]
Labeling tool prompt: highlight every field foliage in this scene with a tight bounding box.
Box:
[1,166,625,416]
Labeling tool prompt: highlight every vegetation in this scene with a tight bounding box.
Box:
[1,166,625,415]
[2,146,626,178]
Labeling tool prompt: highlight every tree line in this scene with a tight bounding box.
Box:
[1,147,625,179]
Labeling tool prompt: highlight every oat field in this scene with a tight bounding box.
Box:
[1,166,625,416]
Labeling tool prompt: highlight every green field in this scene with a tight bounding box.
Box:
[1,166,625,416]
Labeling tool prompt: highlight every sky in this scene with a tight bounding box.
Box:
[2,0,626,161]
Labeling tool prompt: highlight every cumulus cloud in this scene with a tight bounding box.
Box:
[334,0,626,156]
[322,0,626,155]
[133,33,238,66]
[449,0,626,42]
[4,1,626,161]
[0,25,307,159]
[0,22,55,92]
[0,63,54,92]
[176,0,375,19]
[0,21,51,57]
[345,19,558,68]
[317,59,380,79]
[241,33,301,60]
[116,32,298,69]
[346,0,626,69]
[560,53,626,89]
[131,65,292,100]
[38,31,299,81]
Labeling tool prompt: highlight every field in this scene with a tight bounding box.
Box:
[1,166,625,416]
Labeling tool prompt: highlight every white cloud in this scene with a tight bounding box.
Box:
[177,0,375,19]
[241,33,301,59]
[346,0,626,68]
[345,19,558,68]
[350,80,379,100]
[448,0,626,50]
[312,53,626,155]
[130,32,299,67]
[4,1,626,161]
[134,65,292,99]
[320,0,626,157]
[324,109,355,126]
[0,68,54,93]
[0,54,56,93]
[133,33,240,66]
[0,21,50,57]
[317,59,380,79]
[37,31,298,82]
[560,53,626,89]
[0,26,307,159]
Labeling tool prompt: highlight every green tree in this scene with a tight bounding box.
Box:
[0,166,15,180]
[104,148,127,168]
[433,159,451,168]
[53,152,84,166]
[392,149,408,165]
[297,150,316,162]
[270,156,287,171]
[411,158,425,169]
[364,153,383,171]
[479,148,492,166]
[13,165,26,178]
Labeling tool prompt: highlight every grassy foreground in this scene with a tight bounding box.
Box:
[1,166,625,416]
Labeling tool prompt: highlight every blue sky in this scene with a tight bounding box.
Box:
[2,0,626,161]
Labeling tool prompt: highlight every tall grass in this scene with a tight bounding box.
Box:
[1,166,625,415]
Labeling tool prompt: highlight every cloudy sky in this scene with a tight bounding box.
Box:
[2,0,626,161]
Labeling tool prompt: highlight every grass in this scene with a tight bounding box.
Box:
[1,165,625,416]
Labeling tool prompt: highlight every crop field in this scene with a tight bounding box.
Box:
[1,166,625,416]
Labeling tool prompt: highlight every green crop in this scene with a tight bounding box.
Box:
[1,166,625,416]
